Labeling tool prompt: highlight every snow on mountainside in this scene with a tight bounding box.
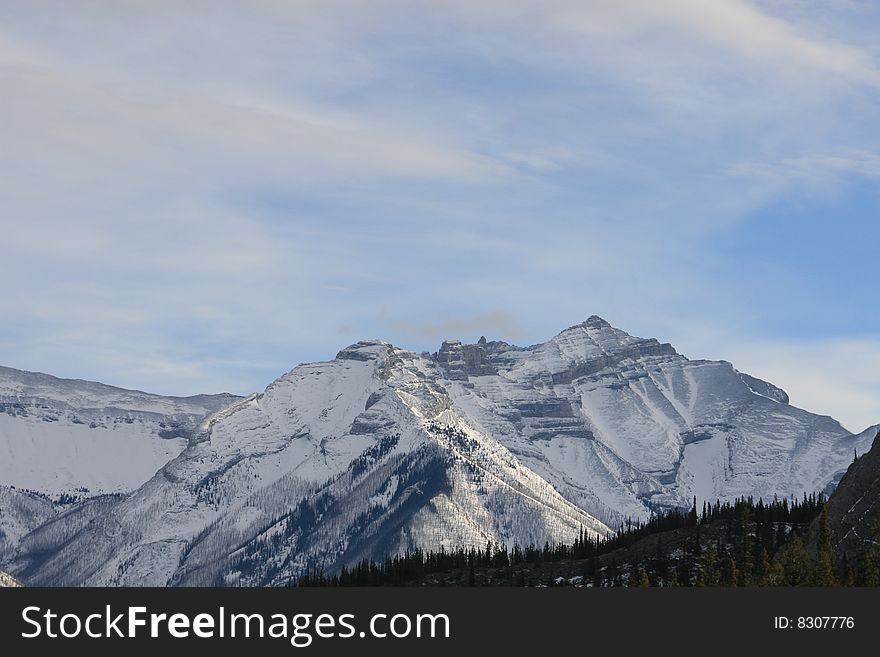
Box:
[0,568,22,587]
[0,486,55,557]
[21,341,609,586]
[0,366,239,562]
[1,317,875,586]
[437,317,873,526]
[806,425,880,562]
[0,365,239,498]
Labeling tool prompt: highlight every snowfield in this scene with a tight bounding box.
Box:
[0,318,874,586]
[0,365,238,498]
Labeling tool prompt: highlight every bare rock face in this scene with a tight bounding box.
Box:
[435,339,497,379]
[430,317,871,525]
[1,317,874,586]
[807,426,880,562]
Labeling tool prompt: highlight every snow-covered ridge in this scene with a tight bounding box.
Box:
[0,365,240,552]
[0,365,238,417]
[1,317,875,586]
[433,319,873,525]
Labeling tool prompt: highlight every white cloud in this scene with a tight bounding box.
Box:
[728,150,880,181]
[0,66,505,185]
[438,0,879,83]
[0,0,877,427]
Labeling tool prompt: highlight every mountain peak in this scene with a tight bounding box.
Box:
[582,315,612,328]
[552,315,632,346]
[553,315,622,340]
[4,318,875,587]
[335,340,394,362]
[538,317,679,380]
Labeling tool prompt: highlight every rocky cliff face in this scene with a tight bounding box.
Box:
[1,318,874,586]
[17,340,608,586]
[432,317,870,525]
[807,425,880,562]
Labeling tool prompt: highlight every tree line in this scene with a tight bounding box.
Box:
[295,492,880,586]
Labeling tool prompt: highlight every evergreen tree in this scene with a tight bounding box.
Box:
[300,491,829,587]
[777,534,810,586]
[840,554,855,587]
[766,559,785,586]
[676,551,691,587]
[811,507,837,586]
[721,557,738,587]
[860,550,880,586]
[859,512,880,586]
[755,547,772,586]
[592,561,603,588]
[734,504,754,585]
[697,545,719,586]
[653,535,668,585]
[626,560,642,587]
[626,569,637,587]
[608,557,621,587]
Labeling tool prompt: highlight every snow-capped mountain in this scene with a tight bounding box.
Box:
[1,317,875,586]
[0,365,238,557]
[17,341,610,586]
[433,317,872,525]
[0,365,239,499]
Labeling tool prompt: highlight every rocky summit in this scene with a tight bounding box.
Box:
[0,318,874,586]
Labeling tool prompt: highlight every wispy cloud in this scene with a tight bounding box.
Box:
[437,0,880,82]
[728,150,880,182]
[0,0,878,432]
[0,66,506,185]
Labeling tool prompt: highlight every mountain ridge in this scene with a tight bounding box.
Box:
[1,316,875,586]
[806,425,880,565]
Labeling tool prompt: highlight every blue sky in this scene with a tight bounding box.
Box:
[1,0,878,431]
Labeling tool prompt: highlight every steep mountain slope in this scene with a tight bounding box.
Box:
[0,487,55,557]
[807,425,880,563]
[436,317,872,526]
[0,365,239,499]
[3,318,875,586]
[24,342,608,586]
[0,366,239,561]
